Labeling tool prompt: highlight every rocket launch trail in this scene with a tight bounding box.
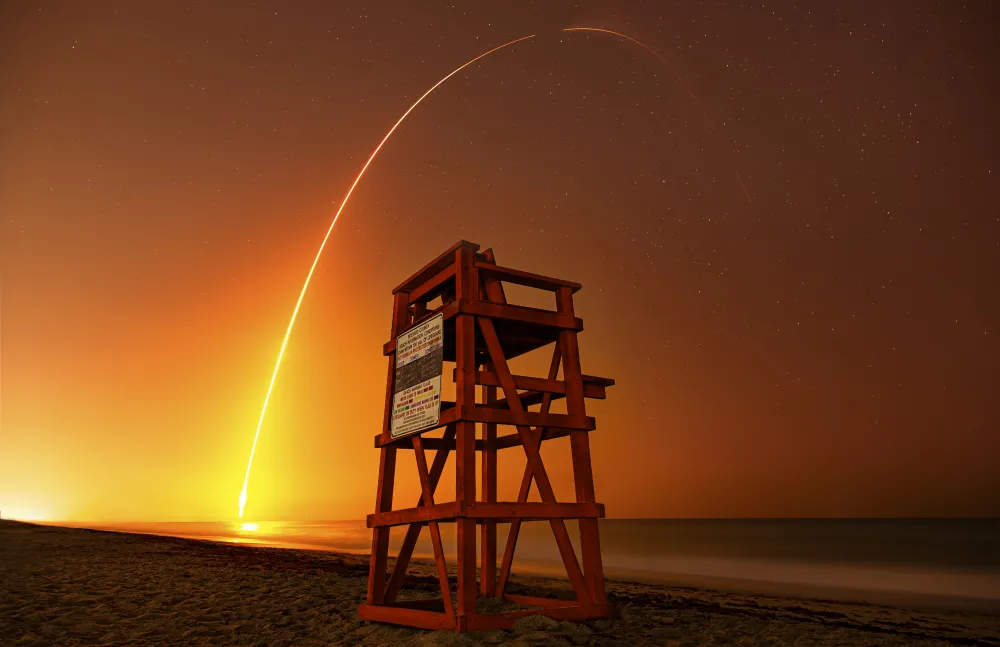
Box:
[236,34,536,518]
[563,27,753,205]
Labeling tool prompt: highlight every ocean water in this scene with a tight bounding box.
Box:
[69,518,1000,608]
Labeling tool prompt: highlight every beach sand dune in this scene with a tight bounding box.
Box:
[1,520,997,646]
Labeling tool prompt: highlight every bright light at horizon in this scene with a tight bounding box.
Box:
[5,513,47,522]
[240,522,259,532]
[1,503,52,522]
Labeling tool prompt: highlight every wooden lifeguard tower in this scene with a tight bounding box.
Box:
[358,241,614,632]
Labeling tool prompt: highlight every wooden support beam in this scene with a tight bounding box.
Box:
[392,598,447,612]
[557,285,607,607]
[376,434,484,451]
[461,301,582,331]
[463,407,594,432]
[358,604,456,631]
[376,430,580,452]
[408,262,456,305]
[459,370,612,399]
[454,245,478,619]
[368,290,409,605]
[382,302,582,357]
[474,260,582,294]
[392,240,479,295]
[373,408,595,448]
[470,502,604,520]
[485,389,550,410]
[368,501,604,527]
[480,355,498,597]
[493,427,575,450]
[367,502,459,528]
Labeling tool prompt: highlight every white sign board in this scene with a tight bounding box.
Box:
[390,313,444,438]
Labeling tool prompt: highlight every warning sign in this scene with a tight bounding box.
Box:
[390,313,444,438]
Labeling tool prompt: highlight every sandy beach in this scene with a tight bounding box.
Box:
[2,520,998,647]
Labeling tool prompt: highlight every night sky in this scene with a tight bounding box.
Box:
[1,1,997,522]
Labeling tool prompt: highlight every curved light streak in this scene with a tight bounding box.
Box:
[563,27,752,204]
[237,34,537,518]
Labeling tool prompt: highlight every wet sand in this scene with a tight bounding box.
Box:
[2,520,998,646]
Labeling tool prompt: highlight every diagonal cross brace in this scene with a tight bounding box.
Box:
[412,435,455,617]
[477,317,591,603]
[495,339,562,596]
[383,425,456,605]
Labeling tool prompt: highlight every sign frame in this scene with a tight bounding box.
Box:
[389,313,444,439]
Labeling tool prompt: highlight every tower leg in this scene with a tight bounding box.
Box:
[557,286,607,605]
[368,290,409,606]
[455,246,478,623]
[366,445,396,604]
[480,362,498,597]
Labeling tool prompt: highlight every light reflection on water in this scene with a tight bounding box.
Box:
[56,518,1000,605]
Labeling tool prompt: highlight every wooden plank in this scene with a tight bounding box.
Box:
[378,430,574,452]
[408,262,457,305]
[370,502,604,524]
[462,370,610,399]
[460,300,582,331]
[463,604,612,632]
[392,598,447,612]
[376,433,488,451]
[480,361,498,598]
[557,285,607,607]
[485,389,548,409]
[368,502,459,528]
[493,428,569,450]
[392,240,479,294]
[454,246,478,619]
[468,502,604,520]
[486,387,605,410]
[475,260,582,294]
[466,407,595,431]
[413,436,454,618]
[489,385,605,406]
[366,447,395,604]
[373,408,593,447]
[357,604,456,631]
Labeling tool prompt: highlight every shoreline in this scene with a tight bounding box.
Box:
[47,519,1000,614]
[3,520,998,646]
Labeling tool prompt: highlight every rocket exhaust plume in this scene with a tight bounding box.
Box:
[563,27,753,204]
[236,34,536,518]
